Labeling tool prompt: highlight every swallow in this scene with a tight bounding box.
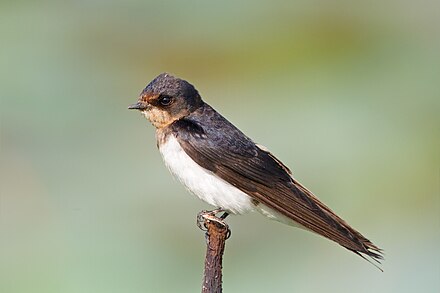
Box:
[129,73,383,267]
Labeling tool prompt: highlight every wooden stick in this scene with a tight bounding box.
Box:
[200,214,230,293]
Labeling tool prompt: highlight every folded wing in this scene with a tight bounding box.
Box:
[171,110,383,265]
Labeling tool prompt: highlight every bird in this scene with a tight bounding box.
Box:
[129,73,383,267]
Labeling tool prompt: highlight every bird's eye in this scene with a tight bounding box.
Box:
[158,95,173,106]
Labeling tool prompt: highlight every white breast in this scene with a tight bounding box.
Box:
[158,135,255,214]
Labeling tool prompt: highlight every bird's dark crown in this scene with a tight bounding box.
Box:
[141,73,202,108]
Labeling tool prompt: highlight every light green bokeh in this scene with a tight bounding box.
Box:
[1,1,439,292]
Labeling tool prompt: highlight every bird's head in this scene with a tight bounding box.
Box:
[129,73,203,128]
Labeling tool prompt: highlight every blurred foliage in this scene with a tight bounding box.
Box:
[0,0,439,292]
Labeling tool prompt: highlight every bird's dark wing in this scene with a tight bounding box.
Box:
[170,105,383,264]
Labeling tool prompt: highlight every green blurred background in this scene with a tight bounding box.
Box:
[1,0,439,292]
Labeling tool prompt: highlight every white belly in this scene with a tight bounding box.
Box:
[158,135,255,214]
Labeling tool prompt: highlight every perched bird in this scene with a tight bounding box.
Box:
[129,73,383,267]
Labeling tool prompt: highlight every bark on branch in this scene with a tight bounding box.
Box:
[199,213,230,293]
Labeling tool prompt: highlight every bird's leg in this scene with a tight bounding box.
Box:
[220,212,229,220]
[197,209,231,239]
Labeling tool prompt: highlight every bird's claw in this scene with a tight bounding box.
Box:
[196,210,210,231]
[197,209,224,230]
[196,209,231,239]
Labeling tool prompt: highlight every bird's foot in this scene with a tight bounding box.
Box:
[197,209,231,239]
[197,209,226,230]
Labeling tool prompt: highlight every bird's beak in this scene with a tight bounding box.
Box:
[128,102,148,111]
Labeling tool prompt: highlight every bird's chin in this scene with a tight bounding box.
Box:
[140,110,151,120]
[141,109,173,129]
[141,110,156,127]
